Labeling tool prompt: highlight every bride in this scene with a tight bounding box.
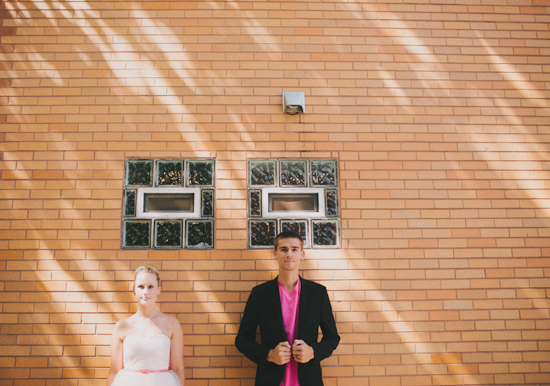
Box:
[107,265,184,386]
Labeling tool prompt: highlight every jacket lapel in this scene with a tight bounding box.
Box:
[297,276,308,339]
[270,277,288,342]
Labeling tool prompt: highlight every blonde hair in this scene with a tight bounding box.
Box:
[134,264,161,287]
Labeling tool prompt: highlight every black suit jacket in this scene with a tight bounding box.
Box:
[235,277,340,386]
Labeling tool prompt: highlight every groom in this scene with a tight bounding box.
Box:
[235,231,340,386]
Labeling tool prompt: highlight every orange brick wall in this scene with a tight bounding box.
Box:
[1,0,550,385]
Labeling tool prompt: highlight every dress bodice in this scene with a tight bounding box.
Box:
[123,334,171,371]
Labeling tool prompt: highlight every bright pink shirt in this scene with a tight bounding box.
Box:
[278,278,301,386]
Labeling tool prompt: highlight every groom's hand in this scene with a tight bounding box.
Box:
[292,339,314,363]
[268,341,291,365]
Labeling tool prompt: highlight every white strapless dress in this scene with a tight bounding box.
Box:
[111,334,181,386]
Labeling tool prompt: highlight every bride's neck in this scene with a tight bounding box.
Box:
[135,304,160,318]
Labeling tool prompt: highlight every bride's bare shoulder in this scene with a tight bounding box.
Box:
[155,313,181,336]
[113,315,138,336]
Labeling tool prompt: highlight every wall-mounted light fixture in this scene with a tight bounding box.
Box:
[282,92,305,115]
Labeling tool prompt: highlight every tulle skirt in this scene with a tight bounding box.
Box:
[111,370,181,386]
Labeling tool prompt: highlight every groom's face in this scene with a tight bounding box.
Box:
[274,237,305,273]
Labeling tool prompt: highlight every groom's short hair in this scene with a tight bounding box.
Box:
[273,231,304,251]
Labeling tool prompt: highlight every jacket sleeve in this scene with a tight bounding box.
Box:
[235,287,272,367]
[310,287,340,363]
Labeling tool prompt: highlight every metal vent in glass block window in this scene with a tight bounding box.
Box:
[137,188,200,219]
[123,190,136,217]
[280,160,307,187]
[249,159,276,186]
[262,188,325,219]
[325,190,338,217]
[249,220,277,248]
[156,160,183,186]
[201,190,214,217]
[312,220,340,248]
[310,160,337,187]
[280,219,308,248]
[249,190,261,217]
[187,159,215,186]
[126,160,153,187]
[154,220,183,249]
[186,220,214,249]
[122,220,151,248]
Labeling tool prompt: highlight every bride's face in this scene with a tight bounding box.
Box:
[134,272,161,306]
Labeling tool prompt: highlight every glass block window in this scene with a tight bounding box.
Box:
[123,220,152,249]
[201,190,214,217]
[280,160,307,187]
[280,219,309,248]
[249,220,277,248]
[157,160,183,186]
[312,220,340,248]
[154,220,183,249]
[310,159,338,187]
[249,159,276,186]
[186,220,214,249]
[188,160,215,186]
[122,158,215,249]
[249,190,261,217]
[248,159,339,249]
[126,160,153,187]
[124,190,137,217]
[325,190,338,217]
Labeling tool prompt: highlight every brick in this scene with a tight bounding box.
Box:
[432,354,462,364]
